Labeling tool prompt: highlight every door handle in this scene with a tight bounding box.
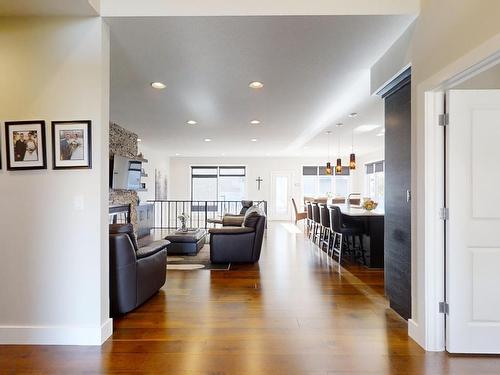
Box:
[406,190,411,202]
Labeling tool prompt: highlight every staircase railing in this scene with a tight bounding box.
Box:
[146,200,267,229]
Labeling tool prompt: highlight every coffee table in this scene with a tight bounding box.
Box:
[165,229,207,255]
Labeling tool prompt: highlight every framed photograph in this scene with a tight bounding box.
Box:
[52,121,92,169]
[5,121,47,170]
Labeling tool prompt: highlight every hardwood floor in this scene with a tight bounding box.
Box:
[2,222,500,374]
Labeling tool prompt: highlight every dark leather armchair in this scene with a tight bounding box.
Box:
[209,213,266,263]
[109,224,169,316]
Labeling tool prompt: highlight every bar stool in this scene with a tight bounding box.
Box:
[327,206,342,268]
[311,203,321,244]
[328,205,366,265]
[305,202,313,236]
[319,204,331,251]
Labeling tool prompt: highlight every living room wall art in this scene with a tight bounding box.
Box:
[5,120,47,170]
[52,121,92,169]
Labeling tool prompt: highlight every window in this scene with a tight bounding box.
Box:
[364,161,385,207]
[219,169,246,201]
[191,166,246,206]
[302,166,351,199]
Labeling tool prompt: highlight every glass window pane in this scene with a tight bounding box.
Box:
[192,177,217,201]
[335,176,349,197]
[335,166,350,176]
[218,176,245,201]
[303,176,317,197]
[303,166,318,176]
[219,167,246,176]
[275,176,288,215]
[192,167,218,176]
[318,176,333,196]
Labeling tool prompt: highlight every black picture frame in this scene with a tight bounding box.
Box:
[51,120,92,170]
[5,120,47,171]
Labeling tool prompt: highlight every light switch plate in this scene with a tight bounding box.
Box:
[74,195,84,211]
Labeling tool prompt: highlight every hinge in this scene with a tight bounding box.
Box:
[439,207,449,221]
[439,301,449,314]
[438,113,449,126]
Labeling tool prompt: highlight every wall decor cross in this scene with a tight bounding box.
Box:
[256,176,263,191]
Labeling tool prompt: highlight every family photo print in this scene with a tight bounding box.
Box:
[52,121,92,169]
[5,120,47,170]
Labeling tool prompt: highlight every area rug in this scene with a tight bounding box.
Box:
[167,246,230,271]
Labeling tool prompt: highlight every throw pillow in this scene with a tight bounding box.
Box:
[243,205,266,228]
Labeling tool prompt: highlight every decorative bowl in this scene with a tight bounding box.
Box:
[362,199,378,211]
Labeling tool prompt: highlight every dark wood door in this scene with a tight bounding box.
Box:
[384,81,412,320]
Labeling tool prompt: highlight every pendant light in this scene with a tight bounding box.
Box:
[350,128,356,170]
[325,131,332,175]
[336,132,342,174]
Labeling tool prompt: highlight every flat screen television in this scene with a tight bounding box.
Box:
[110,156,142,190]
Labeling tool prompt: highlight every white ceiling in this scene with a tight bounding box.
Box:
[0,0,98,16]
[109,16,414,157]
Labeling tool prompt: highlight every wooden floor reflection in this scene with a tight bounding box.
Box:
[2,222,500,374]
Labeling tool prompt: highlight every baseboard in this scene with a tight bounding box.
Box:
[100,318,113,344]
[0,318,113,345]
[408,319,424,348]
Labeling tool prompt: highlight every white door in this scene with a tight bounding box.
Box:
[270,171,292,221]
[447,89,500,353]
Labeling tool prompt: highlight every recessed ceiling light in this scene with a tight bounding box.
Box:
[151,82,166,89]
[175,153,181,156]
[204,138,212,142]
[249,81,264,89]
[325,130,332,135]
[336,123,344,127]
[137,138,142,142]
[355,124,381,133]
[348,112,358,118]
[251,138,258,142]
[187,120,197,125]
[250,120,261,125]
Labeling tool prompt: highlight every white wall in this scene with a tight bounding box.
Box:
[371,0,500,351]
[137,143,170,202]
[0,17,111,345]
[169,154,380,218]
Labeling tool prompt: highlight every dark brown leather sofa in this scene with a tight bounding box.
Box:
[209,211,266,263]
[109,224,169,316]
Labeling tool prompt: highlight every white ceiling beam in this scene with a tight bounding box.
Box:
[101,0,420,17]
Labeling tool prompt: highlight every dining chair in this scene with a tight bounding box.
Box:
[291,198,307,225]
[331,197,346,204]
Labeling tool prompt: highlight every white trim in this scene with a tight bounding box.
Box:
[100,318,113,344]
[408,319,423,347]
[414,32,500,352]
[373,62,412,96]
[418,91,445,351]
[441,49,500,90]
[0,318,113,346]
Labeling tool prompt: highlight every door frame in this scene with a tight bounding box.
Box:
[415,44,500,351]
